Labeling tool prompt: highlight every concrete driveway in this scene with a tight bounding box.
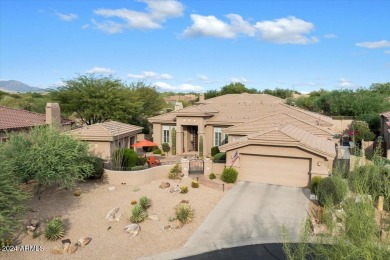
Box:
[185,181,310,248]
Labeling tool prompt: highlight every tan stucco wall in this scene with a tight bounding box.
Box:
[152,123,162,144]
[87,141,111,160]
[226,145,332,178]
[205,125,213,156]
[332,119,353,134]
[103,164,172,185]
[212,163,226,175]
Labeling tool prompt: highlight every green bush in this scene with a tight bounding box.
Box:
[152,148,162,154]
[136,156,147,166]
[311,176,323,195]
[130,205,147,223]
[87,156,104,179]
[317,176,347,206]
[191,181,199,188]
[139,196,151,210]
[211,146,220,156]
[162,143,170,154]
[209,173,216,180]
[169,163,182,179]
[221,168,238,183]
[175,204,194,224]
[213,152,226,163]
[45,218,65,241]
[112,148,138,168]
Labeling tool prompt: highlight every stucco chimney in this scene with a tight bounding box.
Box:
[199,93,205,102]
[46,103,61,129]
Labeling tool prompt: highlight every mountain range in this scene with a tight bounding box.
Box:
[0,80,43,93]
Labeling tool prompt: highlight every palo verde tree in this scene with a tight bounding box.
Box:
[50,74,143,125]
[4,126,94,191]
[0,143,30,240]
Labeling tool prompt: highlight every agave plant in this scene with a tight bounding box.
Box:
[44,218,65,241]
[139,196,151,210]
[130,205,147,223]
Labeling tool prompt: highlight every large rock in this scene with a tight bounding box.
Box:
[62,239,71,253]
[51,245,64,254]
[69,243,78,254]
[169,185,180,193]
[124,224,141,237]
[108,186,116,191]
[77,237,92,247]
[170,219,183,229]
[30,219,39,227]
[105,207,120,221]
[159,182,170,189]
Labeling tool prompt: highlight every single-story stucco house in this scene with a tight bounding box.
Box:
[67,120,143,160]
[380,111,390,158]
[0,103,74,142]
[149,93,339,187]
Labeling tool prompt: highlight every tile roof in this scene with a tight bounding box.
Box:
[224,112,334,138]
[220,124,336,158]
[0,105,72,131]
[148,93,334,127]
[67,120,143,141]
[380,111,390,118]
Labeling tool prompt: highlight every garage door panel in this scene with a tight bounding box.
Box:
[240,155,310,187]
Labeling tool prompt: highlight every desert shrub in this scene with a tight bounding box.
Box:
[311,176,323,195]
[221,168,238,183]
[209,173,216,180]
[113,148,138,168]
[162,143,170,154]
[317,176,347,206]
[152,148,162,154]
[211,146,220,156]
[87,156,104,179]
[45,218,65,241]
[161,152,166,156]
[131,165,148,171]
[169,163,182,179]
[130,205,147,223]
[213,152,226,163]
[175,204,194,224]
[136,156,147,166]
[180,186,189,194]
[191,181,199,188]
[139,196,151,210]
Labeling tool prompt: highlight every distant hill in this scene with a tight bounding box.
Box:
[0,80,43,93]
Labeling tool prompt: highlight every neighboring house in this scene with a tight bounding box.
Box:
[380,111,390,158]
[164,94,197,105]
[67,120,143,160]
[0,103,73,142]
[149,93,337,187]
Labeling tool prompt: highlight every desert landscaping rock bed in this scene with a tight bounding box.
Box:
[2,177,224,260]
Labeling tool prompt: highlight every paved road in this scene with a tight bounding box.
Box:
[185,182,310,247]
[143,182,310,260]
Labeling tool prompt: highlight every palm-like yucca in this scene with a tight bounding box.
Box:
[139,196,151,210]
[44,218,65,241]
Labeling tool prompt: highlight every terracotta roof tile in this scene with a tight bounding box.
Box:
[0,105,72,131]
[381,111,390,118]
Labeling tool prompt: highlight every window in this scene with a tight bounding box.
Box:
[214,127,222,146]
[163,125,170,143]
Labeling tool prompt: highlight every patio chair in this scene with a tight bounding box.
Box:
[147,156,161,167]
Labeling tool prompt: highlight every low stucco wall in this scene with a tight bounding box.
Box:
[212,163,226,175]
[103,165,172,186]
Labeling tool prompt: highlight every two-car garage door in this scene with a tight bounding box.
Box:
[239,155,310,187]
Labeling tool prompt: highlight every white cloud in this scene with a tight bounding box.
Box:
[197,74,209,81]
[153,82,203,92]
[255,16,318,44]
[127,71,172,80]
[93,0,183,33]
[81,24,90,29]
[55,12,78,21]
[230,77,248,83]
[385,50,390,54]
[182,14,317,44]
[86,67,114,74]
[356,40,390,49]
[337,78,355,88]
[324,34,337,39]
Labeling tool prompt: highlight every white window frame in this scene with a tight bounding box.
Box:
[214,127,222,146]
[162,125,170,144]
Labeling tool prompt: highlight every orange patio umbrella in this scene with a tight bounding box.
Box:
[132,140,158,148]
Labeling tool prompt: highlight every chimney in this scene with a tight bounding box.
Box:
[174,101,183,111]
[199,93,205,102]
[46,103,61,129]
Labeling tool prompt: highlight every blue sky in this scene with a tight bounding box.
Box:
[1,0,389,93]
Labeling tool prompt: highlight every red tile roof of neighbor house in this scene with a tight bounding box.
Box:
[0,105,73,131]
[380,111,390,118]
